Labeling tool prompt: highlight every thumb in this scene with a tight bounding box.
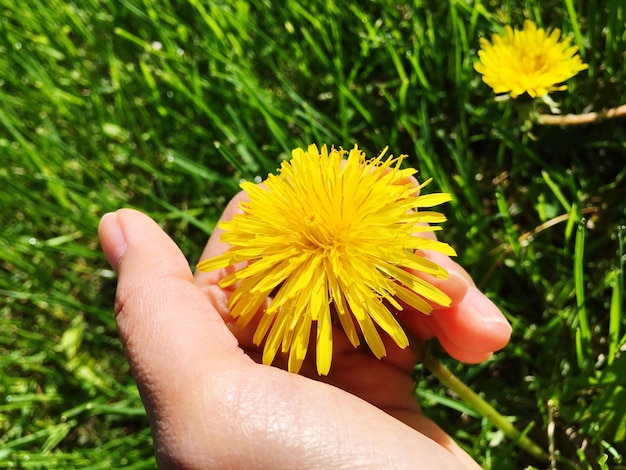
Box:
[98,209,244,410]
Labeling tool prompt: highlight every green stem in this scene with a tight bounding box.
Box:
[423,352,549,462]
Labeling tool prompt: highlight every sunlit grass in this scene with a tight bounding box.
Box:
[1,0,624,468]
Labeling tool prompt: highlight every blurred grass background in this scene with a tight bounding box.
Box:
[1,0,624,468]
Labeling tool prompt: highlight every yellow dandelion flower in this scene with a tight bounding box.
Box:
[197,144,456,375]
[474,20,588,98]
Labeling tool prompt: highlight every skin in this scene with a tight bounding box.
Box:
[99,194,511,469]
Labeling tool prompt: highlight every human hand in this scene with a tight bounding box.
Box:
[99,204,511,469]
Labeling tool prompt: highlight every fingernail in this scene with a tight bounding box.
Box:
[100,212,127,270]
[469,288,511,328]
[476,306,508,326]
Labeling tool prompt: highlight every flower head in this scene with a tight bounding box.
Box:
[198,144,455,375]
[474,20,588,98]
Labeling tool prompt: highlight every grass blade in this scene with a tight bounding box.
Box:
[563,0,586,54]
[608,225,624,364]
[574,220,591,369]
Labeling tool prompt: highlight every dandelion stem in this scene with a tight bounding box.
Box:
[422,351,549,463]
[537,104,626,125]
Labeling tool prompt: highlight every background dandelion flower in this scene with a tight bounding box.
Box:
[474,20,588,98]
[197,144,456,375]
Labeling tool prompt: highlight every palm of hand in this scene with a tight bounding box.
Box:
[192,267,477,468]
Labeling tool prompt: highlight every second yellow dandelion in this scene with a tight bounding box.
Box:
[474,20,588,99]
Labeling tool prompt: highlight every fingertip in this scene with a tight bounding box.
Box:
[99,211,127,270]
[465,287,512,350]
[431,288,511,355]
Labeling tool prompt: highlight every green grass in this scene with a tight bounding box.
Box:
[1,0,625,468]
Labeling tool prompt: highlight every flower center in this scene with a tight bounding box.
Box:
[517,49,548,76]
[301,213,348,257]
